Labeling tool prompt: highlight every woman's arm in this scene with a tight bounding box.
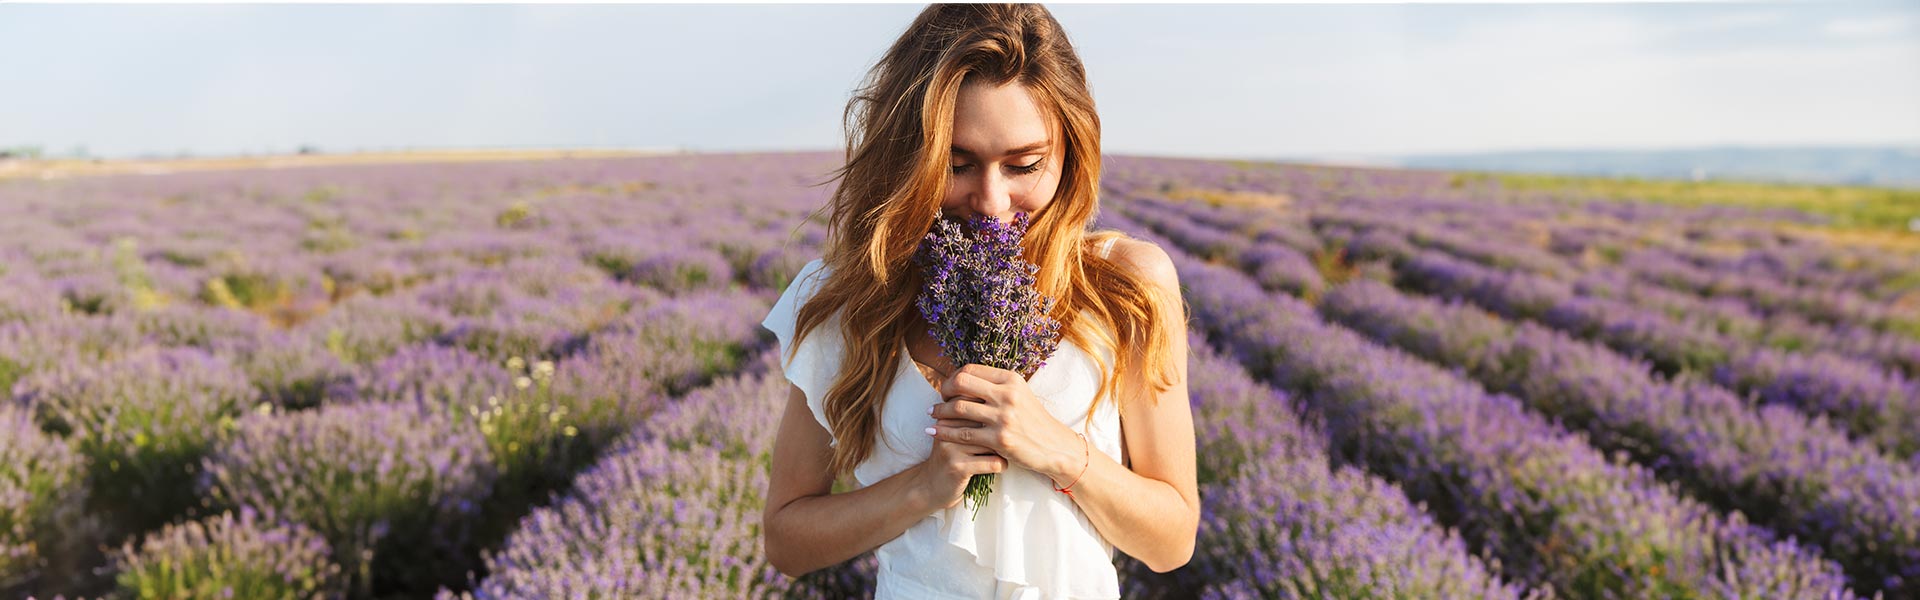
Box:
[763,383,938,577]
[1041,239,1199,572]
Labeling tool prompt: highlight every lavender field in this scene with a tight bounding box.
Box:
[2,151,1917,599]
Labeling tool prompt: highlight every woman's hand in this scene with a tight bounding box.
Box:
[925,364,1081,485]
[913,414,1007,511]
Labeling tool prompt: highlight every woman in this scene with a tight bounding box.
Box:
[761,4,1198,598]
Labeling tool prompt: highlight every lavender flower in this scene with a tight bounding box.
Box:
[913,211,1062,520]
[106,506,344,600]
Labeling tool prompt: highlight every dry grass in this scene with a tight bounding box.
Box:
[1163,184,1295,211]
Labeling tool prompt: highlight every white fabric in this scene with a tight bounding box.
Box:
[760,253,1125,600]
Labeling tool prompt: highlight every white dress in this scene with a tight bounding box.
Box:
[760,239,1127,600]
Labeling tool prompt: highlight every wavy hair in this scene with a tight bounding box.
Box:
[792,3,1181,484]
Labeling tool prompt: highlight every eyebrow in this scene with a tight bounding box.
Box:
[951,141,1049,159]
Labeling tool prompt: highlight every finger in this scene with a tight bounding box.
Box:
[941,371,1002,408]
[931,434,996,454]
[956,363,1014,385]
[964,454,1008,475]
[934,417,982,428]
[927,423,998,449]
[930,400,994,423]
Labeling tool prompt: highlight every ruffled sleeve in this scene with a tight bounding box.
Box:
[760,258,841,448]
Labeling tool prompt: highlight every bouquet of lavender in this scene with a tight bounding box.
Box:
[914,210,1063,520]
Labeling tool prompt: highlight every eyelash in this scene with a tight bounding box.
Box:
[951,160,1043,176]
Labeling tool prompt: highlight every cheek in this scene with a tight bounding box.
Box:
[1019,173,1062,212]
[942,185,966,209]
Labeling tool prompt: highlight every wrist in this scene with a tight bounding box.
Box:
[1045,431,1088,487]
[908,462,939,513]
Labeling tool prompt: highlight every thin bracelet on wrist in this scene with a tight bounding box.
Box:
[1054,431,1089,499]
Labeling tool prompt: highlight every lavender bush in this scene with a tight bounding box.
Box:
[1,405,96,596]
[14,346,257,538]
[106,506,344,600]
[448,354,795,598]
[199,401,496,597]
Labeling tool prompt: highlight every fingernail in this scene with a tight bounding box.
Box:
[927,405,936,415]
[924,426,936,436]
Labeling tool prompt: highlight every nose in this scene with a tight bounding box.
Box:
[959,168,1014,225]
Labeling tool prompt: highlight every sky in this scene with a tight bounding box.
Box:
[2,1,1916,160]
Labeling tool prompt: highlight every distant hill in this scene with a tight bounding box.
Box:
[1382,146,1920,189]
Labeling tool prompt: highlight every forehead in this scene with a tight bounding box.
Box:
[951,80,1055,154]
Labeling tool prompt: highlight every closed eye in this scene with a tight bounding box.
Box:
[951,159,1044,176]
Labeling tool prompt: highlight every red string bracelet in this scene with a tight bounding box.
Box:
[1053,431,1090,499]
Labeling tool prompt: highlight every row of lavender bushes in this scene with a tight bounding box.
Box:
[2,155,833,597]
[1103,208,1868,598]
[1122,195,1920,594]
[8,290,778,599]
[1164,195,1920,462]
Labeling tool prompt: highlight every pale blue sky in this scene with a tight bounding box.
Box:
[2,1,1916,160]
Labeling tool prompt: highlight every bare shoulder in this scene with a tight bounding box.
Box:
[1108,238,1180,294]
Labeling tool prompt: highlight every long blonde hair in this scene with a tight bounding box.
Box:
[793,3,1181,484]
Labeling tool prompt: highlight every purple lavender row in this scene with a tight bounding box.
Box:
[1320,278,1920,595]
[1307,206,1571,278]
[1396,250,1920,462]
[1301,193,1917,347]
[1570,266,1920,379]
[4,276,777,598]
[444,351,875,599]
[1309,216,1920,455]
[1620,247,1920,363]
[1143,197,1323,256]
[1108,154,1910,303]
[350,289,775,485]
[102,505,344,599]
[1119,330,1532,599]
[12,346,257,540]
[1116,201,1328,299]
[1122,197,1920,590]
[1098,209,1863,599]
[1349,183,1916,307]
[1402,203,1915,342]
[1178,203,1920,463]
[198,400,498,598]
[0,404,93,596]
[1133,193,1920,465]
[1620,246,1920,373]
[360,289,777,584]
[1535,213,1914,300]
[1400,225,1920,459]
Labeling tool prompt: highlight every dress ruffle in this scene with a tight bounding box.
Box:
[928,457,1121,599]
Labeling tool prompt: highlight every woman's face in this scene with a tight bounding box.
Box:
[942,80,1064,226]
